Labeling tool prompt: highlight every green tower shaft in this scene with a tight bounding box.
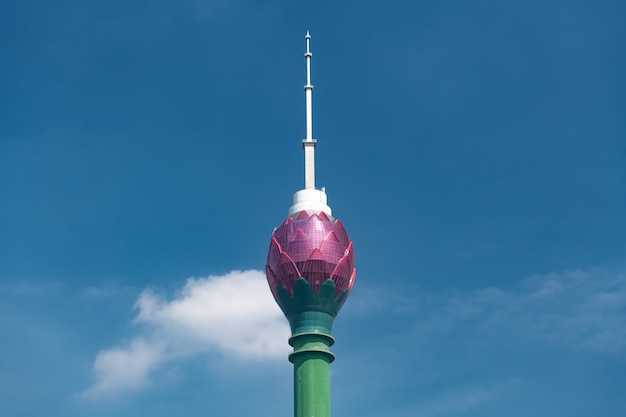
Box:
[274,278,348,417]
[289,332,335,417]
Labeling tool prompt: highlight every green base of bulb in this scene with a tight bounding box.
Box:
[275,277,349,335]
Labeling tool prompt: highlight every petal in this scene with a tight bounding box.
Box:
[274,216,296,247]
[296,210,310,221]
[297,213,329,248]
[286,229,313,263]
[330,253,353,295]
[332,220,350,247]
[345,241,354,268]
[317,211,330,221]
[275,252,300,296]
[318,230,345,265]
[348,268,356,292]
[267,237,283,270]
[265,265,279,298]
[302,249,331,295]
[306,248,327,262]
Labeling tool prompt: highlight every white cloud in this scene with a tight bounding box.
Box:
[83,269,290,398]
[333,268,626,417]
[354,268,626,357]
[415,268,626,356]
[83,338,166,398]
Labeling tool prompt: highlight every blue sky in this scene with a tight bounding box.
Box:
[1,1,625,416]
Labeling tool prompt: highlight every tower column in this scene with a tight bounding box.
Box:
[289,332,335,417]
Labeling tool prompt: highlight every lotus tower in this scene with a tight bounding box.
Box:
[265,32,356,417]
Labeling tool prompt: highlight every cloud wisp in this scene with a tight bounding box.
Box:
[434,268,626,356]
[83,269,290,399]
[339,268,626,417]
[357,267,626,357]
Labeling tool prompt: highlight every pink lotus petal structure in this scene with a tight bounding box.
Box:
[266,210,356,301]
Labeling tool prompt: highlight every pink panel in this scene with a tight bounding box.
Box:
[332,220,350,247]
[267,238,282,269]
[265,265,279,299]
[307,248,328,262]
[302,255,331,295]
[348,268,356,292]
[276,252,300,296]
[266,211,355,298]
[318,231,345,265]
[286,229,313,263]
[296,210,309,220]
[345,242,354,266]
[330,254,352,294]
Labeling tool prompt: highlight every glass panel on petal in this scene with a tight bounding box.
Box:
[286,229,313,263]
[346,242,355,266]
[332,220,350,247]
[276,252,301,296]
[319,231,345,265]
[302,258,331,295]
[267,238,282,269]
[330,255,352,295]
[299,216,333,248]
[274,217,296,247]
[265,265,279,298]
[348,268,356,292]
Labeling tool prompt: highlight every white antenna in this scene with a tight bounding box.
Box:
[288,31,332,217]
[303,30,317,190]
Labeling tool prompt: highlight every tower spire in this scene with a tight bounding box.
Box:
[303,30,316,190]
[288,31,331,217]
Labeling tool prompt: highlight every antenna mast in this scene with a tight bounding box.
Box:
[303,31,317,190]
[288,31,331,217]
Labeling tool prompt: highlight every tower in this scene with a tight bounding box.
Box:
[265,32,356,417]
